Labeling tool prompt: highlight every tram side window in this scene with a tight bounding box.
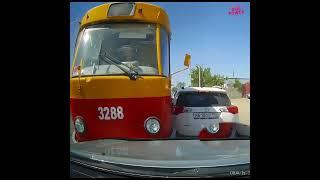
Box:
[72,29,87,76]
[71,30,83,74]
[160,27,170,77]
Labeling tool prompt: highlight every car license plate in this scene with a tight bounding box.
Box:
[193,112,216,119]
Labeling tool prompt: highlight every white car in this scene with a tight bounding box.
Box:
[172,87,239,138]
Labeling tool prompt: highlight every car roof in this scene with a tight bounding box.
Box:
[177,87,226,93]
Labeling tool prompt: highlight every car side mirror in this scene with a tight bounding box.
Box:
[184,54,191,67]
[171,54,191,76]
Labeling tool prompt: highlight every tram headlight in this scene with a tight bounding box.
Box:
[145,117,160,134]
[207,123,219,134]
[75,116,86,134]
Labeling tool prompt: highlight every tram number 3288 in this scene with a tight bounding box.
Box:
[98,106,124,120]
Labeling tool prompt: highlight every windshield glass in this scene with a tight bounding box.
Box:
[176,92,232,107]
[70,2,250,178]
[72,23,158,76]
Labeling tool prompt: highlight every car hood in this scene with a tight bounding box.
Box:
[70,139,249,168]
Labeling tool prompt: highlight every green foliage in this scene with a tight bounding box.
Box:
[190,65,225,87]
[234,79,243,92]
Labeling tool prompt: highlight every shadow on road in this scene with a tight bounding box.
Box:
[236,123,250,137]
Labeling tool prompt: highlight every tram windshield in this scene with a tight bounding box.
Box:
[72,23,160,76]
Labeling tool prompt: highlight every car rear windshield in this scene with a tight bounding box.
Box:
[176,92,231,107]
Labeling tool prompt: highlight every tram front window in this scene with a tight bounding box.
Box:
[72,23,158,76]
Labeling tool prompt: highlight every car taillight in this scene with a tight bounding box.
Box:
[173,106,184,115]
[227,105,238,114]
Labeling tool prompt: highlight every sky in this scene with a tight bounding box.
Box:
[70,2,250,86]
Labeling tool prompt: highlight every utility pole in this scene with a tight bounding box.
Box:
[232,64,235,78]
[198,66,201,87]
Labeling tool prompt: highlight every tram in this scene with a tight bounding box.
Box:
[70,2,190,142]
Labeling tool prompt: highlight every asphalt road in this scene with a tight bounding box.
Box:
[231,98,250,125]
[230,98,250,136]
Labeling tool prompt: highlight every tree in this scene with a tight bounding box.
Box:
[190,65,225,87]
[234,79,243,92]
[191,65,211,87]
[212,74,225,86]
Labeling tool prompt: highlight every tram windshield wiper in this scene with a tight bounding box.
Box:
[99,50,140,80]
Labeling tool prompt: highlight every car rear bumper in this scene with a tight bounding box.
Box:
[174,118,235,137]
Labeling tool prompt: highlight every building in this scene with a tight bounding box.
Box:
[223,78,250,99]
[242,82,250,97]
[224,79,249,88]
